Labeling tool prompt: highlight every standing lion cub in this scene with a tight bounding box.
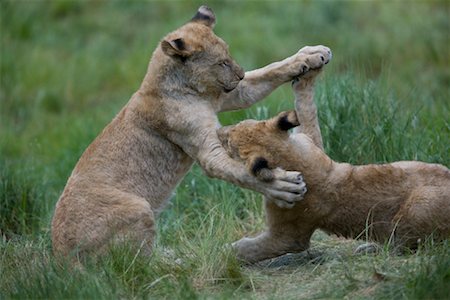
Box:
[51,6,332,260]
[218,70,450,263]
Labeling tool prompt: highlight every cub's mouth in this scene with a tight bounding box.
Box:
[223,86,235,93]
[219,80,241,93]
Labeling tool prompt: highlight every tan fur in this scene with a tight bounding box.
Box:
[218,71,450,263]
[51,6,332,261]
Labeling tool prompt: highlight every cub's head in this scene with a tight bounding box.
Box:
[157,6,245,95]
[217,111,299,181]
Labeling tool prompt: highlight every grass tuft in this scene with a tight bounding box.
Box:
[0,161,41,237]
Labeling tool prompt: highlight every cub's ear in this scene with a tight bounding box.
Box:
[161,38,191,61]
[190,5,216,28]
[248,156,274,182]
[276,111,300,131]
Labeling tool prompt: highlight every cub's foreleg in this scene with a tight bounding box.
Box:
[232,201,313,263]
[219,46,332,111]
[292,70,324,150]
[232,232,301,264]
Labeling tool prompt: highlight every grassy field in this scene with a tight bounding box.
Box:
[1,0,449,299]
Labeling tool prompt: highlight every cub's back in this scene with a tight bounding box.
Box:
[390,161,450,187]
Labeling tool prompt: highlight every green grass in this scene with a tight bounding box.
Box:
[1,0,449,299]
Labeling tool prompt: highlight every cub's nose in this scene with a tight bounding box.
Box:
[237,68,245,80]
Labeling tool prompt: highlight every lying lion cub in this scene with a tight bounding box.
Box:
[51,6,332,261]
[218,71,450,263]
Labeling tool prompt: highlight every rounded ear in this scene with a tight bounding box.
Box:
[161,38,191,61]
[275,111,300,131]
[190,5,216,28]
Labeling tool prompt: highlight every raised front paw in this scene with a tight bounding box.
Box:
[290,45,332,78]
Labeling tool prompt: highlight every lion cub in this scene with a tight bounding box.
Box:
[51,6,332,261]
[218,71,450,263]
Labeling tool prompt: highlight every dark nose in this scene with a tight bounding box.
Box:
[236,67,245,80]
[231,59,245,80]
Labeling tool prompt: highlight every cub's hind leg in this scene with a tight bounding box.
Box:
[108,195,156,257]
[53,189,156,262]
[393,186,450,249]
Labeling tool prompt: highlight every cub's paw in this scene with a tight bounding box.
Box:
[298,45,332,66]
[290,45,332,78]
[269,168,307,207]
[231,236,265,264]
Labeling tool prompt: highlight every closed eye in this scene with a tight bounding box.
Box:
[219,61,230,68]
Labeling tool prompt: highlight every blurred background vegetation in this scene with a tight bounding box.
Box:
[1,0,449,299]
